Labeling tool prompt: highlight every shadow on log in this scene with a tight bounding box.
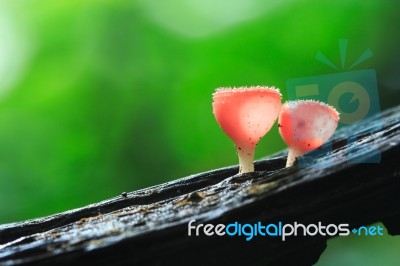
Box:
[0,105,399,266]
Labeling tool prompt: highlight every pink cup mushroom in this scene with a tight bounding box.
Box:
[278,100,340,167]
[212,86,282,174]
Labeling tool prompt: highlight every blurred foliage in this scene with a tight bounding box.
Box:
[0,0,399,263]
[317,223,400,266]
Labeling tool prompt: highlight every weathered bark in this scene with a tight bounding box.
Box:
[0,105,399,266]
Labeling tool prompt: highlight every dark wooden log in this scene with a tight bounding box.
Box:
[0,105,399,266]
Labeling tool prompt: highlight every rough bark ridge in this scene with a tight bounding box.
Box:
[0,105,399,266]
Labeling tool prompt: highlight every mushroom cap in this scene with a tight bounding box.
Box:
[212,86,282,150]
[278,100,339,153]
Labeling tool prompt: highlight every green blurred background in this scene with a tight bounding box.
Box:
[0,0,399,264]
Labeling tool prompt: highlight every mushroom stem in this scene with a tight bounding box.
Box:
[286,148,302,167]
[237,146,255,174]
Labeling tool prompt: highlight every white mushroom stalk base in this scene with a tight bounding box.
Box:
[286,149,303,167]
[237,147,255,174]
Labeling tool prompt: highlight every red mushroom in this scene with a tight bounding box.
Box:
[278,100,340,167]
[212,86,282,174]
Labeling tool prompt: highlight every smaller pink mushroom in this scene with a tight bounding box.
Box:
[278,100,340,167]
[212,86,282,174]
